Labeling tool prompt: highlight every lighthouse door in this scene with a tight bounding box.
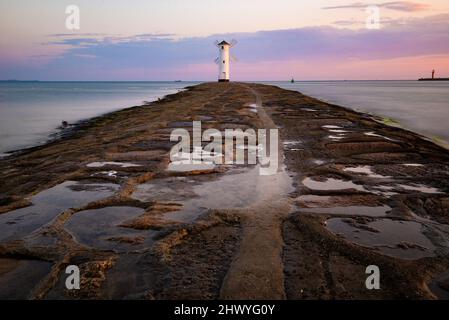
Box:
[222,72,226,79]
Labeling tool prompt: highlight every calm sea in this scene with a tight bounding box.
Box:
[0,80,448,154]
[0,81,199,154]
[265,80,449,148]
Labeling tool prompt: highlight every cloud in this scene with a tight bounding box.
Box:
[2,14,448,80]
[323,1,431,12]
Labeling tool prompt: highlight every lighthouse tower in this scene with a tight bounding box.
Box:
[217,40,230,82]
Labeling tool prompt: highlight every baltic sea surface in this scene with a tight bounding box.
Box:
[266,80,449,148]
[0,80,448,154]
[0,81,199,154]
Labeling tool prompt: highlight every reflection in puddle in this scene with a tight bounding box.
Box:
[328,129,348,133]
[322,125,342,129]
[87,161,140,168]
[326,218,436,260]
[364,132,395,141]
[301,205,391,217]
[302,177,368,192]
[0,181,119,242]
[247,103,258,113]
[134,166,293,222]
[92,170,118,178]
[397,184,442,194]
[0,258,52,299]
[343,165,392,179]
[328,135,345,140]
[283,141,302,151]
[65,206,149,251]
[312,159,325,165]
[167,162,216,172]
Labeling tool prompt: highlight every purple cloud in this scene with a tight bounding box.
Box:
[323,1,431,12]
[2,13,448,80]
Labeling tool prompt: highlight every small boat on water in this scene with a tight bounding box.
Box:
[291,78,295,83]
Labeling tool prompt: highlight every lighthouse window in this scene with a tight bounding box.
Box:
[223,60,225,64]
[221,46,224,49]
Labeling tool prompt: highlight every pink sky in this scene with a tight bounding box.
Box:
[1,1,449,80]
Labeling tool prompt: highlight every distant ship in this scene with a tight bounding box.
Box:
[419,69,449,81]
[290,77,295,83]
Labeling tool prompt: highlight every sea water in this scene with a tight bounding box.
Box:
[0,81,199,153]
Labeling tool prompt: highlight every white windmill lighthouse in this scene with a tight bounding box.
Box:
[215,39,237,82]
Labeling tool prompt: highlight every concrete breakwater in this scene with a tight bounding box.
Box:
[0,82,449,299]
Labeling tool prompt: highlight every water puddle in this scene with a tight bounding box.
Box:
[65,206,150,252]
[326,218,436,260]
[328,129,348,133]
[397,184,442,194]
[302,177,369,192]
[429,270,449,300]
[402,163,424,167]
[343,165,392,179]
[364,132,395,141]
[135,165,294,223]
[246,103,258,113]
[301,203,390,217]
[283,141,302,151]
[0,258,52,299]
[87,161,140,168]
[92,170,118,178]
[328,135,345,140]
[302,108,317,112]
[0,181,119,242]
[322,125,342,129]
[371,185,398,197]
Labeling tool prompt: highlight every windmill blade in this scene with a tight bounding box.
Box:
[214,57,220,64]
[230,54,239,62]
[230,39,238,47]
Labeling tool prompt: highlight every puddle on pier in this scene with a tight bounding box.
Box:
[328,129,348,133]
[364,132,395,141]
[92,170,118,178]
[0,258,52,299]
[397,184,442,194]
[65,206,150,252]
[283,140,302,151]
[134,165,294,223]
[302,177,369,192]
[402,163,424,167]
[343,165,392,179]
[87,161,140,168]
[326,218,436,260]
[247,103,258,113]
[0,181,119,242]
[297,195,391,216]
[301,204,390,217]
[322,125,342,129]
[327,135,345,140]
[167,148,222,172]
[312,159,326,166]
[429,269,449,300]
